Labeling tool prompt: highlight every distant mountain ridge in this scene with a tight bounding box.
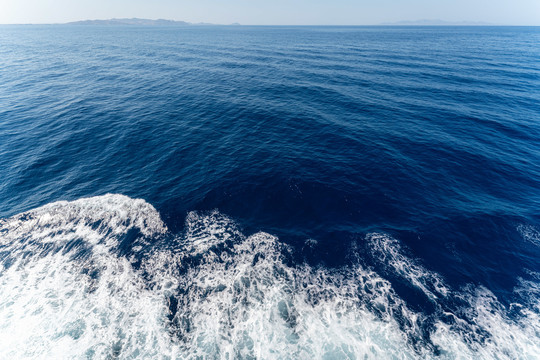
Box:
[66,18,219,26]
[381,19,493,26]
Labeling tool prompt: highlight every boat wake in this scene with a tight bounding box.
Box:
[0,194,538,359]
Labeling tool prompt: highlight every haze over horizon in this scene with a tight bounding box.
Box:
[1,0,539,26]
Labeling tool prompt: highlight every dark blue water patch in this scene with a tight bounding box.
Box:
[418,214,540,287]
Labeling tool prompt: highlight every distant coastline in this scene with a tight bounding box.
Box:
[380,19,493,26]
[65,18,235,26]
[66,18,492,26]
[2,18,525,26]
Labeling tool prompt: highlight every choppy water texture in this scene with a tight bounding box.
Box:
[0,25,539,359]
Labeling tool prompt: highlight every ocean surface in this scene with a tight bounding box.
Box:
[1,25,539,359]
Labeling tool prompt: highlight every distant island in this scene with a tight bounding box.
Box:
[66,18,238,26]
[380,19,493,26]
[6,18,496,26]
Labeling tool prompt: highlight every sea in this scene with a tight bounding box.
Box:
[0,25,539,359]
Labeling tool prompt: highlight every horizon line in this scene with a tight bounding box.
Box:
[2,22,538,27]
[1,17,540,27]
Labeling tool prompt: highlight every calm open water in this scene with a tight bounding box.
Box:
[1,25,539,358]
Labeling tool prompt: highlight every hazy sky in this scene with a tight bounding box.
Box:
[1,0,539,25]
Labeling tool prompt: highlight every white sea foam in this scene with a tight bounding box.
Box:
[517,224,540,247]
[182,210,242,254]
[1,195,539,359]
[367,233,449,300]
[367,232,540,359]
[163,226,420,359]
[0,194,177,359]
[430,285,540,359]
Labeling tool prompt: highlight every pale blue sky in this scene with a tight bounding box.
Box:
[1,0,539,25]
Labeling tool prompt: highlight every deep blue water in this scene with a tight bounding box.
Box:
[1,25,539,358]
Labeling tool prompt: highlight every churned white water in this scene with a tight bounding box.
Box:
[0,195,538,359]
